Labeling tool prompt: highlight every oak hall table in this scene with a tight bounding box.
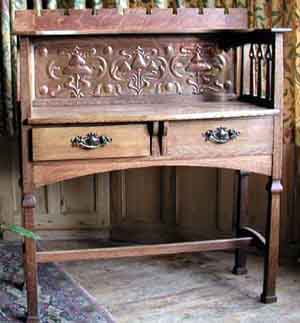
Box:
[14,7,289,323]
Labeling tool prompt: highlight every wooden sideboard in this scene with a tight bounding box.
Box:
[15,8,289,323]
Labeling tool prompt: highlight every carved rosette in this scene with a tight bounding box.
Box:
[36,38,233,99]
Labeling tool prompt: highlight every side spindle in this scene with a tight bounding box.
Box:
[154,0,169,8]
[265,44,273,102]
[93,0,103,9]
[239,45,245,96]
[116,0,129,14]
[257,44,263,98]
[33,0,42,15]
[74,0,86,9]
[249,43,255,96]
[47,0,58,9]
[240,38,274,107]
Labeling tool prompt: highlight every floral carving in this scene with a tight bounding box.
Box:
[40,46,107,97]
[111,46,168,95]
[62,49,92,97]
[36,39,234,99]
[171,45,232,95]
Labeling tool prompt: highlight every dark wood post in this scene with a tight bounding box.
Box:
[232,170,249,275]
[23,193,40,323]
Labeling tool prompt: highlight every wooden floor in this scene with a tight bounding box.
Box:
[43,241,300,323]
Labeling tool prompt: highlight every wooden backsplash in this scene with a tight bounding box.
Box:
[0,137,298,257]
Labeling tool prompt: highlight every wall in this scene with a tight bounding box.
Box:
[0,137,298,257]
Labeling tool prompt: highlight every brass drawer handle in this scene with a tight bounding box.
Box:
[203,127,240,144]
[71,133,112,149]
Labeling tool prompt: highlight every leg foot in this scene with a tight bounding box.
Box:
[232,265,248,275]
[26,316,40,323]
[260,293,277,304]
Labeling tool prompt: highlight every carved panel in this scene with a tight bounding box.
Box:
[37,45,108,98]
[34,36,234,99]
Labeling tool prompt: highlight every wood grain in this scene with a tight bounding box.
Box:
[2,144,296,250]
[32,35,235,101]
[32,125,150,161]
[20,38,34,194]
[22,194,39,322]
[261,33,285,304]
[29,101,280,125]
[261,179,283,303]
[14,8,248,35]
[32,155,273,188]
[15,7,288,316]
[168,117,274,158]
[36,238,253,263]
[175,166,217,239]
[233,171,249,275]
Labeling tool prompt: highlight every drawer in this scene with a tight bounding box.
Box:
[32,124,150,161]
[167,117,274,158]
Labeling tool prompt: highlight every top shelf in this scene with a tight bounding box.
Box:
[13,8,268,36]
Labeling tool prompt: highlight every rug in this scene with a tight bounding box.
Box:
[0,243,115,323]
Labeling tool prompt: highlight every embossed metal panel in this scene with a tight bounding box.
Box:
[34,36,234,100]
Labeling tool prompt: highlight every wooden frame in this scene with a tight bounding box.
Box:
[15,8,248,35]
[15,8,288,323]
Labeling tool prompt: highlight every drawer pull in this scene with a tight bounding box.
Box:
[203,127,240,144]
[71,133,112,149]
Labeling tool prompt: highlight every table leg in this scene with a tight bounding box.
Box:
[232,171,249,275]
[261,178,282,304]
[23,193,40,323]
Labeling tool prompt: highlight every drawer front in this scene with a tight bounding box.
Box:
[168,117,273,158]
[32,124,150,161]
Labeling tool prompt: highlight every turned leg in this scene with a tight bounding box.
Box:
[233,171,249,275]
[23,193,40,323]
[261,178,282,304]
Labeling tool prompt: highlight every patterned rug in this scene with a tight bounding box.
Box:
[0,243,115,323]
